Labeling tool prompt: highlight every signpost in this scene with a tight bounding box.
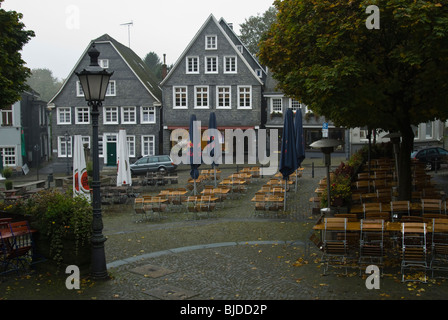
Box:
[322,122,329,138]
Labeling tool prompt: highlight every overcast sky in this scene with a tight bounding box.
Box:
[3,0,274,80]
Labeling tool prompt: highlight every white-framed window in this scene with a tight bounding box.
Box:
[236,45,243,53]
[75,107,90,124]
[256,69,263,78]
[205,35,217,50]
[141,106,156,124]
[216,86,231,109]
[106,81,116,96]
[173,86,188,109]
[271,98,283,113]
[127,135,136,158]
[76,81,84,97]
[289,99,303,111]
[121,106,136,124]
[205,56,218,74]
[142,135,155,157]
[58,135,72,158]
[238,86,252,109]
[224,56,237,73]
[57,107,71,124]
[1,106,13,126]
[81,136,91,149]
[0,147,16,166]
[99,59,109,68]
[194,86,209,109]
[186,56,199,74]
[98,135,104,158]
[103,106,119,124]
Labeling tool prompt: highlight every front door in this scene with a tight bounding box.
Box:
[107,142,117,166]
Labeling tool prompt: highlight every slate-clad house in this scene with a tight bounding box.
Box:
[48,34,162,173]
[160,14,267,155]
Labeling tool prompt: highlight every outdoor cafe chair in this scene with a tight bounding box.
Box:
[363,203,382,219]
[359,219,385,275]
[1,221,33,274]
[421,199,443,215]
[391,200,410,221]
[321,217,349,275]
[401,222,428,283]
[430,218,448,278]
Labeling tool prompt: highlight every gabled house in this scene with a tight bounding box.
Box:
[0,90,49,173]
[48,34,162,173]
[160,14,266,155]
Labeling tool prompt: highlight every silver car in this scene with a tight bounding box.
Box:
[130,155,177,175]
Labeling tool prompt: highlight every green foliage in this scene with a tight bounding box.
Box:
[26,68,63,102]
[1,166,12,179]
[239,6,278,54]
[20,189,92,266]
[0,1,35,108]
[259,0,448,200]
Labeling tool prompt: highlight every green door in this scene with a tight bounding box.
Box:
[107,142,117,166]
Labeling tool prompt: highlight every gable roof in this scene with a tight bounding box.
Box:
[49,34,161,104]
[160,14,263,86]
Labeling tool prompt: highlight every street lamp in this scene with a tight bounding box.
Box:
[76,44,113,279]
[310,138,342,214]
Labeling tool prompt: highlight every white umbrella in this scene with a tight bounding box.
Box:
[117,129,132,186]
[73,135,90,200]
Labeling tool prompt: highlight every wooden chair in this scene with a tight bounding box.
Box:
[151,197,167,220]
[430,219,448,278]
[391,200,410,221]
[254,194,267,217]
[321,218,349,275]
[421,199,443,215]
[363,203,382,219]
[401,222,427,283]
[365,212,390,221]
[1,221,33,274]
[359,219,385,275]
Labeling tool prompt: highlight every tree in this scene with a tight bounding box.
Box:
[0,1,35,108]
[239,6,278,54]
[259,0,448,200]
[27,68,63,102]
[143,51,163,82]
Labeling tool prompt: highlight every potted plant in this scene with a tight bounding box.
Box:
[22,189,93,270]
[1,167,13,190]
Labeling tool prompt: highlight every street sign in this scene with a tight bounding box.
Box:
[322,122,329,138]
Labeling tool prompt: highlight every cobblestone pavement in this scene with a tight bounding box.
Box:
[2,159,448,305]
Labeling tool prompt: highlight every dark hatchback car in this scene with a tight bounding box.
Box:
[411,147,448,170]
[130,155,177,175]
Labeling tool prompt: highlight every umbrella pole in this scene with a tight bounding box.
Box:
[214,169,217,187]
[295,171,298,192]
[284,179,287,211]
[194,179,197,195]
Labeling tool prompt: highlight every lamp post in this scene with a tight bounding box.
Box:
[76,44,113,279]
[310,139,342,214]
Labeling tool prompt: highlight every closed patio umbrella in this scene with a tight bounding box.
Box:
[73,135,90,201]
[209,112,219,187]
[279,109,299,210]
[294,109,306,191]
[189,114,201,195]
[117,129,132,186]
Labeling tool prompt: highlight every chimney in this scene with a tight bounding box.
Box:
[162,54,167,80]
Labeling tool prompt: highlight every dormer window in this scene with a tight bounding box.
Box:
[99,59,109,68]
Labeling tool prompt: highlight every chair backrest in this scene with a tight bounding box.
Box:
[432,219,448,234]
[363,203,382,213]
[422,198,442,214]
[401,222,426,235]
[324,218,347,230]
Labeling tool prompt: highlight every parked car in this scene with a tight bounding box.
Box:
[130,155,177,175]
[411,147,448,170]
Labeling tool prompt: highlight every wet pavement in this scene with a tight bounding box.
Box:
[1,159,448,308]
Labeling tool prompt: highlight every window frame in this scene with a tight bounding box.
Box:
[173,86,188,109]
[237,85,252,109]
[205,35,217,50]
[103,106,119,125]
[0,146,17,167]
[141,106,156,124]
[141,135,155,157]
[224,56,237,74]
[205,56,218,74]
[57,107,72,125]
[75,107,90,124]
[216,86,232,109]
[271,98,283,113]
[121,106,137,124]
[186,56,199,74]
[194,86,210,109]
[58,135,72,158]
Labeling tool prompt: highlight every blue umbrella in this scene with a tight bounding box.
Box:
[279,109,299,209]
[294,109,306,191]
[189,114,201,194]
[209,112,219,187]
